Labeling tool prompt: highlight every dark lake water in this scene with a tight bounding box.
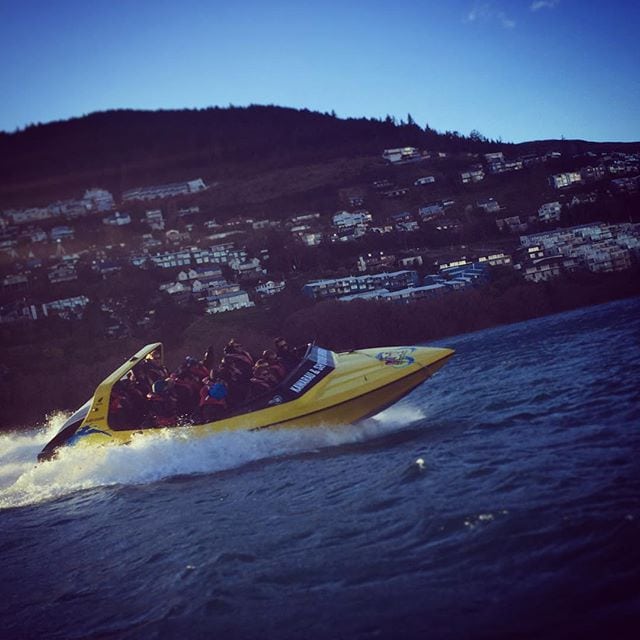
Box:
[1,297,639,639]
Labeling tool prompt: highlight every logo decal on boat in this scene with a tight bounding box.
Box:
[290,363,327,394]
[376,348,416,368]
[68,425,112,446]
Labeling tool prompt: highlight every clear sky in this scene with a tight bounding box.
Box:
[1,0,638,142]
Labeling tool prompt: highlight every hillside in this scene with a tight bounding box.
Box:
[1,105,639,431]
[2,105,638,208]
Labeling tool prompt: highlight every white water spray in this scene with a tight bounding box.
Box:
[0,403,426,510]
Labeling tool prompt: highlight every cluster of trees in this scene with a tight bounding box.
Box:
[0,105,508,204]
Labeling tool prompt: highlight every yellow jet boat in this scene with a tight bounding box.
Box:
[37,342,454,462]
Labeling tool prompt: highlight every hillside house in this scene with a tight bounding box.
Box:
[83,188,115,211]
[356,252,396,272]
[2,274,28,291]
[255,280,286,297]
[145,209,165,231]
[252,219,278,230]
[460,166,485,184]
[381,283,448,302]
[302,270,419,301]
[484,152,504,164]
[372,179,393,190]
[297,231,324,247]
[42,295,90,320]
[161,281,192,303]
[92,260,121,277]
[398,255,423,268]
[48,264,78,284]
[580,166,606,182]
[476,198,500,214]
[438,258,471,271]
[538,202,562,223]
[550,172,582,189]
[418,203,445,220]
[333,211,371,232]
[20,228,48,243]
[477,252,512,267]
[177,265,223,282]
[205,290,254,314]
[522,256,564,282]
[390,212,415,225]
[132,249,191,269]
[229,257,265,279]
[383,188,409,198]
[178,206,200,218]
[50,226,75,241]
[369,224,394,235]
[6,207,55,225]
[487,160,523,174]
[611,176,640,193]
[435,218,462,232]
[347,195,365,207]
[123,178,207,202]
[290,213,321,225]
[103,212,131,226]
[496,216,528,233]
[382,147,426,164]
[569,193,597,207]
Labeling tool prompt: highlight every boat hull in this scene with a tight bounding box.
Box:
[38,344,454,460]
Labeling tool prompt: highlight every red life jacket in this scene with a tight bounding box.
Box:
[146,392,177,426]
[187,362,209,380]
[225,350,254,376]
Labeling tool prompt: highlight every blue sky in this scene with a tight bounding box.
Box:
[1,0,638,142]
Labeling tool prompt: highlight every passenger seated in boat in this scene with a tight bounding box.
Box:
[144,379,178,428]
[183,356,209,381]
[145,348,169,382]
[169,371,199,419]
[249,360,278,398]
[261,349,286,382]
[199,374,228,423]
[129,361,154,395]
[274,337,305,373]
[218,358,248,408]
[109,380,138,429]
[202,345,216,370]
[222,339,254,381]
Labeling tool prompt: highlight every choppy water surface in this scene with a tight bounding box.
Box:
[1,298,639,639]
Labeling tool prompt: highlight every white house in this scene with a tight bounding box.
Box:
[477,198,501,214]
[549,172,582,189]
[145,209,165,231]
[123,178,207,201]
[460,167,485,184]
[103,212,131,226]
[83,188,115,211]
[255,280,286,297]
[382,147,426,164]
[538,202,562,223]
[206,290,254,314]
[332,210,372,229]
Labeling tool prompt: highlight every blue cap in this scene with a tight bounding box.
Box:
[208,382,227,400]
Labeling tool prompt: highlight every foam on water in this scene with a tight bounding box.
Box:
[0,403,425,510]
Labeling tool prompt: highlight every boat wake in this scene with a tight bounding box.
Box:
[0,404,425,510]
